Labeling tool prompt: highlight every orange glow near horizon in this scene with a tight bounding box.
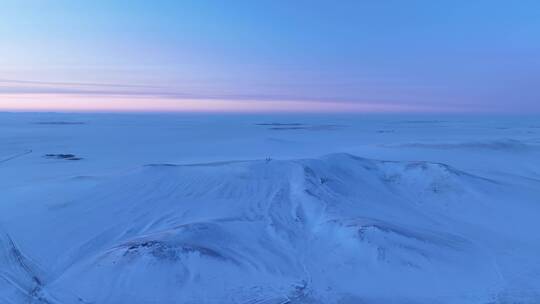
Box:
[0,93,448,113]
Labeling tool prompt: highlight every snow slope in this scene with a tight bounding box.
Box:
[1,113,539,303]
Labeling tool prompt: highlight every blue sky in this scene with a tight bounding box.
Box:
[0,0,539,112]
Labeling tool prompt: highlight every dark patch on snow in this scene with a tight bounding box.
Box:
[119,239,230,263]
[271,125,342,131]
[256,123,305,126]
[34,121,86,125]
[44,153,83,161]
[256,122,343,131]
[144,163,179,167]
[397,120,447,124]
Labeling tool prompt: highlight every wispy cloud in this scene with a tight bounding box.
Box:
[0,77,433,101]
[0,93,449,113]
[0,78,465,113]
[0,78,163,89]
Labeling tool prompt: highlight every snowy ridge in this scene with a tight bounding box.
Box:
[1,153,527,303]
[0,230,49,303]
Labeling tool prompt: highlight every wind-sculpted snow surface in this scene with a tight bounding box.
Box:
[0,153,534,303]
[1,114,540,303]
[0,230,49,303]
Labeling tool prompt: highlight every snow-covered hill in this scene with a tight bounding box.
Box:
[1,113,539,303]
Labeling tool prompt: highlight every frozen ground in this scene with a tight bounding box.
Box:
[1,112,539,303]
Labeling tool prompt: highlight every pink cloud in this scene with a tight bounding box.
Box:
[0,93,451,113]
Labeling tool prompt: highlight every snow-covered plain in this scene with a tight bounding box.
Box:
[1,112,539,303]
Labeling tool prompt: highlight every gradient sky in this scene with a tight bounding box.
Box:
[1,0,539,113]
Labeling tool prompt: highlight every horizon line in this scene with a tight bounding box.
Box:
[0,92,495,114]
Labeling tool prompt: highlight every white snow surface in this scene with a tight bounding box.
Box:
[1,112,540,303]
